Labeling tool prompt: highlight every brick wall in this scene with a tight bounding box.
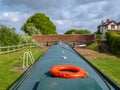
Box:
[33,34,95,46]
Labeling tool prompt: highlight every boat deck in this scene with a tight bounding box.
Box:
[10,42,120,90]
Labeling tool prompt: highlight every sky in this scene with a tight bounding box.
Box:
[0,0,120,34]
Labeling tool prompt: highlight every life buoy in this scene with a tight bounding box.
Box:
[50,65,87,78]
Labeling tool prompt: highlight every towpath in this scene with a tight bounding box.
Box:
[75,48,118,60]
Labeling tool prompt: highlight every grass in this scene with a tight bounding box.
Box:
[1,45,120,89]
[0,47,45,90]
[86,41,100,51]
[78,48,120,86]
[89,57,120,86]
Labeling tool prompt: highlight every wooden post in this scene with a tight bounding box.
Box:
[17,45,19,50]
[7,46,9,53]
[0,46,1,55]
[12,45,14,51]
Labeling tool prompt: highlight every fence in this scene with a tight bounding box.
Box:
[0,44,36,55]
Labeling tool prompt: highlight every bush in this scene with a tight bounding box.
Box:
[106,32,120,56]
[64,29,91,34]
[86,41,100,51]
[19,34,35,44]
[0,24,21,46]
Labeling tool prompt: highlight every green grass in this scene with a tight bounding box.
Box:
[0,47,45,90]
[89,58,120,86]
[86,41,100,51]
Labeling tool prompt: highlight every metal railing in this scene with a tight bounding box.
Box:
[22,51,35,68]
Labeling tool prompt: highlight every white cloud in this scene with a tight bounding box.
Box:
[3,12,9,17]
[1,12,21,22]
[0,0,120,34]
[63,11,70,19]
[55,20,64,25]
[0,12,31,23]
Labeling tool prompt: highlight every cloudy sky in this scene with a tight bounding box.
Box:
[0,0,120,34]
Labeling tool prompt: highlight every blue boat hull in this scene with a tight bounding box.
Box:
[10,42,120,90]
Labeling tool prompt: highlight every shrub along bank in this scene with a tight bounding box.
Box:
[86,41,100,51]
[86,34,101,51]
[106,32,120,56]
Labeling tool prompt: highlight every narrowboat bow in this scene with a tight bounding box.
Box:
[10,42,120,90]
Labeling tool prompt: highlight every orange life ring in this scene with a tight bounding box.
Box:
[50,65,87,78]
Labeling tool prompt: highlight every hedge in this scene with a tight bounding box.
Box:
[106,32,120,56]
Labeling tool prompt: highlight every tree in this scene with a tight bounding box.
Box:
[0,24,20,46]
[20,34,35,44]
[76,30,91,34]
[64,29,77,34]
[64,29,91,34]
[21,13,57,35]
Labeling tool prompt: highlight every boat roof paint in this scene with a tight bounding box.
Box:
[10,42,120,90]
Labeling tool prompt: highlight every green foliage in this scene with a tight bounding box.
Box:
[0,24,21,46]
[21,23,41,36]
[64,29,77,34]
[94,30,102,34]
[76,30,91,34]
[106,32,120,56]
[95,34,102,40]
[20,34,35,44]
[0,47,45,90]
[64,29,91,34]
[86,41,100,51]
[21,13,57,35]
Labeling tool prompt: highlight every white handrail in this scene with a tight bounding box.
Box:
[23,51,35,68]
[28,51,35,64]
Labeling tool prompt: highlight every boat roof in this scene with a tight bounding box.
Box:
[10,42,120,90]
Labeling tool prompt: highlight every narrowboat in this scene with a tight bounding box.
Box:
[10,42,120,90]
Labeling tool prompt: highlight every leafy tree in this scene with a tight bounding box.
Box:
[21,13,57,35]
[0,24,20,46]
[20,34,35,44]
[76,30,91,34]
[64,29,91,34]
[64,29,77,34]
